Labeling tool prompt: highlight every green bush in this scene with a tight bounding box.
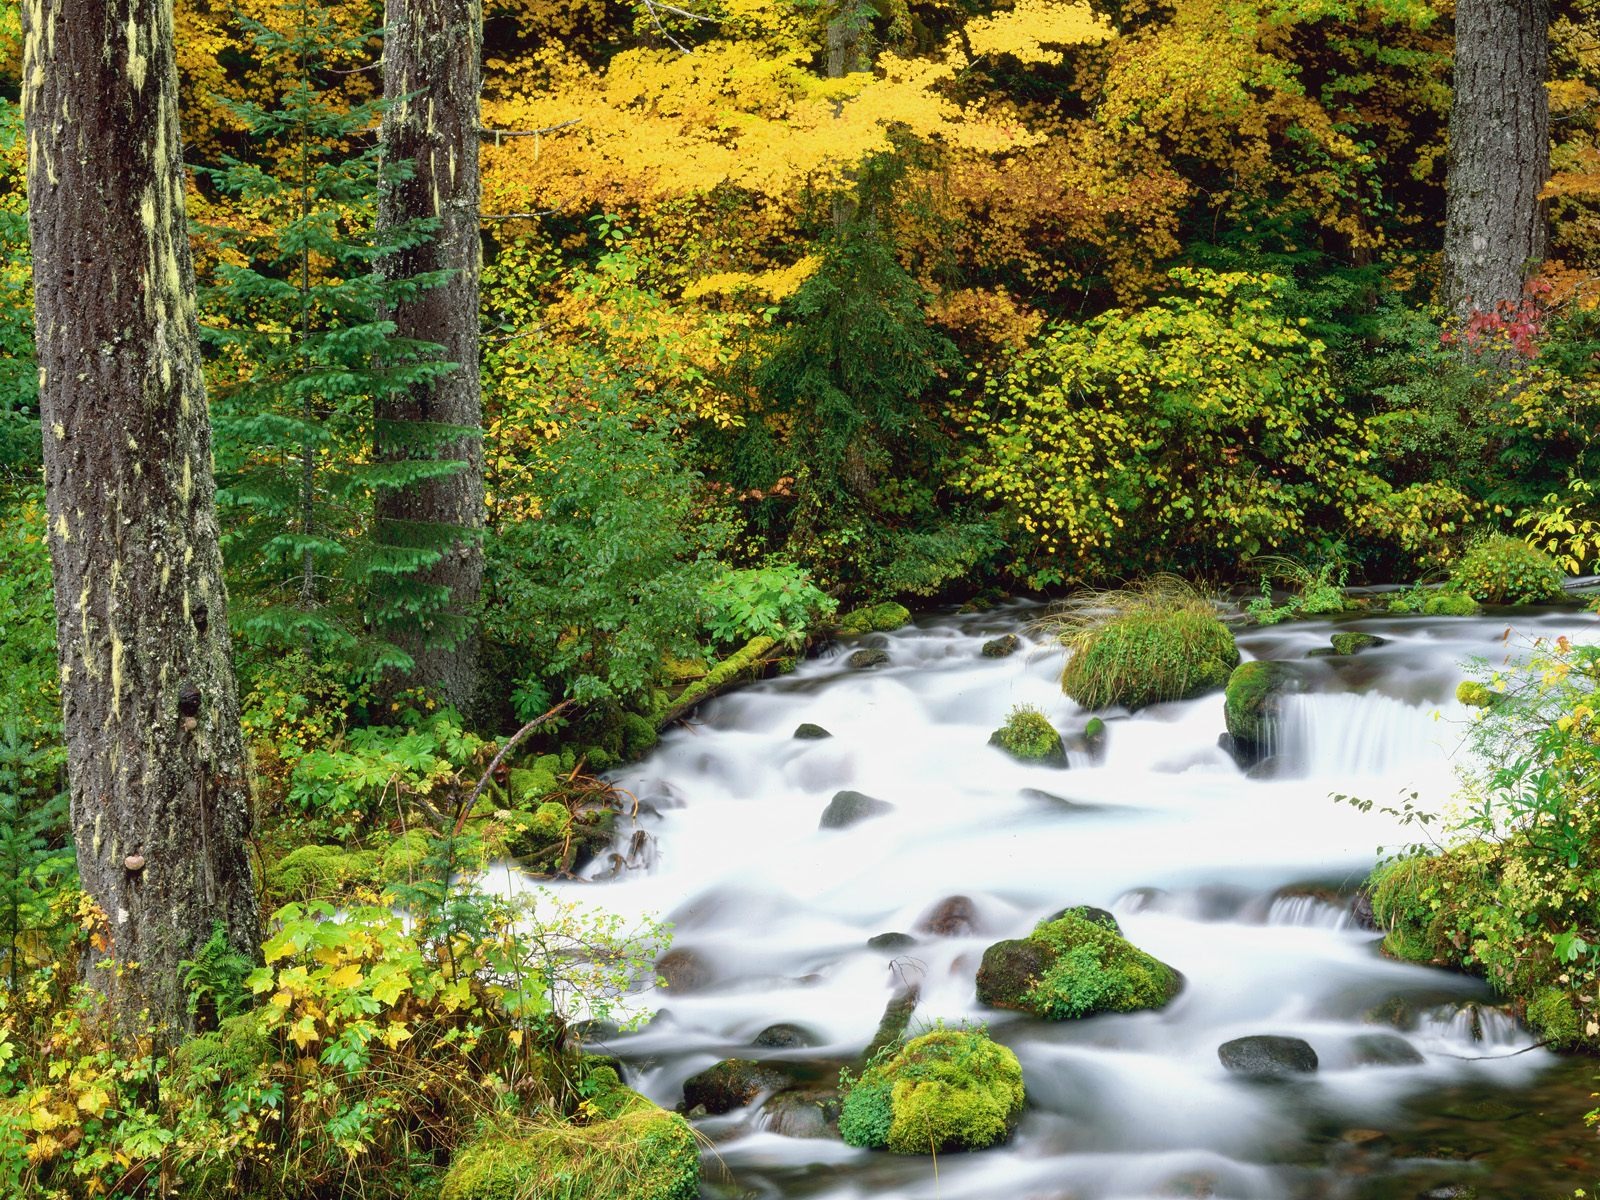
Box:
[702,564,835,648]
[1051,578,1238,710]
[1449,535,1566,605]
[839,1027,1024,1154]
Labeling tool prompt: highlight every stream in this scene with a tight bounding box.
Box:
[524,606,1600,1198]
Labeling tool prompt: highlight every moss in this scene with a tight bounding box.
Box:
[507,751,576,805]
[987,704,1066,766]
[839,1028,1024,1155]
[1450,535,1566,605]
[381,828,432,877]
[1083,717,1105,742]
[619,712,658,758]
[1421,590,1481,617]
[663,636,777,718]
[1526,988,1581,1048]
[837,602,912,636]
[1456,680,1496,708]
[505,801,576,869]
[1059,603,1238,711]
[1329,632,1384,655]
[441,1101,698,1200]
[1223,660,1296,750]
[976,912,1181,1019]
[267,844,381,900]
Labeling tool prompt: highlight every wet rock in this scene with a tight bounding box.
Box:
[1349,1032,1425,1067]
[1223,661,1302,763]
[917,894,981,936]
[977,910,1181,1018]
[793,722,833,740]
[847,648,890,670]
[1218,1035,1319,1078]
[655,947,713,993]
[867,931,916,953]
[1044,904,1122,934]
[819,789,895,830]
[1330,632,1387,656]
[1349,887,1378,931]
[762,1087,841,1138]
[981,634,1020,658]
[753,1023,817,1049]
[1082,716,1106,751]
[681,1059,797,1115]
[988,706,1068,767]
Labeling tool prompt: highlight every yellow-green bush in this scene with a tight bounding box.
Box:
[1449,534,1566,605]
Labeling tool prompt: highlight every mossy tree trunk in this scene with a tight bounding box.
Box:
[21,0,260,1028]
[376,0,485,712]
[1443,0,1550,320]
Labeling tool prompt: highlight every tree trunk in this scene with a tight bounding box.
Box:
[376,0,485,712]
[22,0,260,1027]
[1443,0,1550,319]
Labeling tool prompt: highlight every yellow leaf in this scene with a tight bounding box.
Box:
[327,963,363,991]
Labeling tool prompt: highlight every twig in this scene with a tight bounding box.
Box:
[480,119,582,144]
[482,210,561,222]
[459,700,577,833]
[1432,1038,1554,1061]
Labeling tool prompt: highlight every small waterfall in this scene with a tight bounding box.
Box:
[1275,692,1463,780]
[1264,894,1352,929]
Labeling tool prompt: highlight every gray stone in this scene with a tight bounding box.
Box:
[847,648,890,670]
[1349,1032,1425,1067]
[1218,1035,1319,1078]
[794,722,832,740]
[819,789,895,830]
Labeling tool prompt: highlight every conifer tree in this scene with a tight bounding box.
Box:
[200,6,464,677]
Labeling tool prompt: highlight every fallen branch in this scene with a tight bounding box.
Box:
[459,699,578,835]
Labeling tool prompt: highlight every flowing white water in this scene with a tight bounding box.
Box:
[525,606,1595,1198]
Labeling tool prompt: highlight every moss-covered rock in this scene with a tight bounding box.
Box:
[1456,680,1497,708]
[987,705,1067,766]
[507,751,577,806]
[1421,590,1481,617]
[381,828,433,877]
[267,844,382,901]
[1329,632,1386,656]
[838,602,912,636]
[847,648,891,669]
[1223,660,1299,755]
[839,1027,1024,1155]
[1450,535,1566,605]
[975,911,1181,1019]
[661,636,778,721]
[1366,848,1495,966]
[1060,604,1238,711]
[440,1099,698,1200]
[981,634,1020,658]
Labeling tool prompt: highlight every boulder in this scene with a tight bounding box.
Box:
[655,947,713,993]
[837,602,912,635]
[1348,1032,1425,1067]
[819,789,895,830]
[988,705,1068,767]
[838,1027,1024,1154]
[867,931,917,953]
[681,1058,797,1115]
[847,648,890,670]
[1330,632,1387,656]
[1218,1035,1318,1078]
[976,910,1181,1018]
[1223,660,1300,761]
[917,894,981,937]
[981,634,1021,658]
[1044,904,1121,934]
[753,1023,817,1050]
[762,1087,841,1139]
[793,722,833,739]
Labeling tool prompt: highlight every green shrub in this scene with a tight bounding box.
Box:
[988,705,1066,765]
[1449,535,1566,605]
[1245,555,1349,626]
[1366,849,1496,966]
[1050,578,1238,710]
[703,564,835,648]
[839,1027,1024,1155]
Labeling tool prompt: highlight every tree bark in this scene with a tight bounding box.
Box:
[22,0,260,1027]
[376,0,485,712]
[1443,0,1551,319]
